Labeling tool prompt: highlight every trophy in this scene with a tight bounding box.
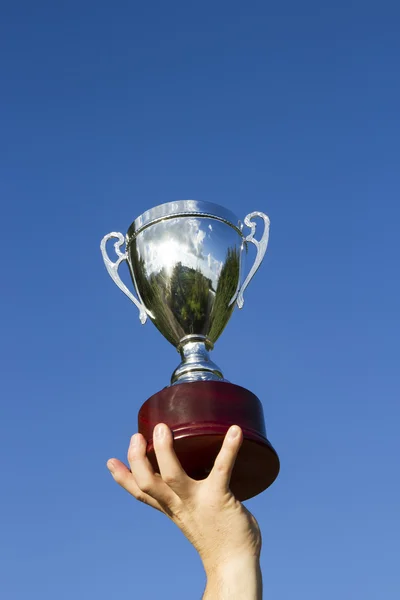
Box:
[101,200,279,500]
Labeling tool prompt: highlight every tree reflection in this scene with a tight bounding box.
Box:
[130,245,241,347]
[208,247,241,341]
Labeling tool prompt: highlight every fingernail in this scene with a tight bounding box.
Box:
[130,434,138,447]
[154,424,166,439]
[228,426,240,439]
[107,460,115,473]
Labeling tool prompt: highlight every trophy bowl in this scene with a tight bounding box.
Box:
[101,200,279,500]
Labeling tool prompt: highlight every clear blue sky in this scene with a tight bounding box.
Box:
[1,2,399,598]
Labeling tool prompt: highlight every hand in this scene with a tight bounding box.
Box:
[107,424,262,599]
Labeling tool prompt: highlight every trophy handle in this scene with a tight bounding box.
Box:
[236,212,270,309]
[100,232,148,324]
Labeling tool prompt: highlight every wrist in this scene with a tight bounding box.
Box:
[203,555,262,600]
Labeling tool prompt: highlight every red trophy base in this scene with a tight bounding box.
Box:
[138,381,279,501]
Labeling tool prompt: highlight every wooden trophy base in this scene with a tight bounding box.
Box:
[138,380,279,501]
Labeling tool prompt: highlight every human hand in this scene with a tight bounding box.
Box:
[107,424,262,599]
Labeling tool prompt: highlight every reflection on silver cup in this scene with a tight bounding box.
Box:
[101,200,270,384]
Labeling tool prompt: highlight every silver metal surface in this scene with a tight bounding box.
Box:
[127,200,242,240]
[100,232,149,324]
[236,211,270,309]
[171,336,224,385]
[101,201,270,384]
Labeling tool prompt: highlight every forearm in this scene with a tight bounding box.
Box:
[202,556,263,600]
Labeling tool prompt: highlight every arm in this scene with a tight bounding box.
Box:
[203,556,262,600]
[107,424,263,600]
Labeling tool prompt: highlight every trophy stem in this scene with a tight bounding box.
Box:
[171,335,224,385]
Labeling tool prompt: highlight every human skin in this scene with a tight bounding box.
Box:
[107,423,263,599]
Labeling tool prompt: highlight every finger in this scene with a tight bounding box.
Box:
[107,459,164,512]
[208,425,243,492]
[127,433,178,508]
[153,424,193,497]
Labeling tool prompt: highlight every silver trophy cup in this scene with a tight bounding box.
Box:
[101,200,279,500]
[100,200,270,384]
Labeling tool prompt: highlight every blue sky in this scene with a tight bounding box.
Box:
[1,2,399,598]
